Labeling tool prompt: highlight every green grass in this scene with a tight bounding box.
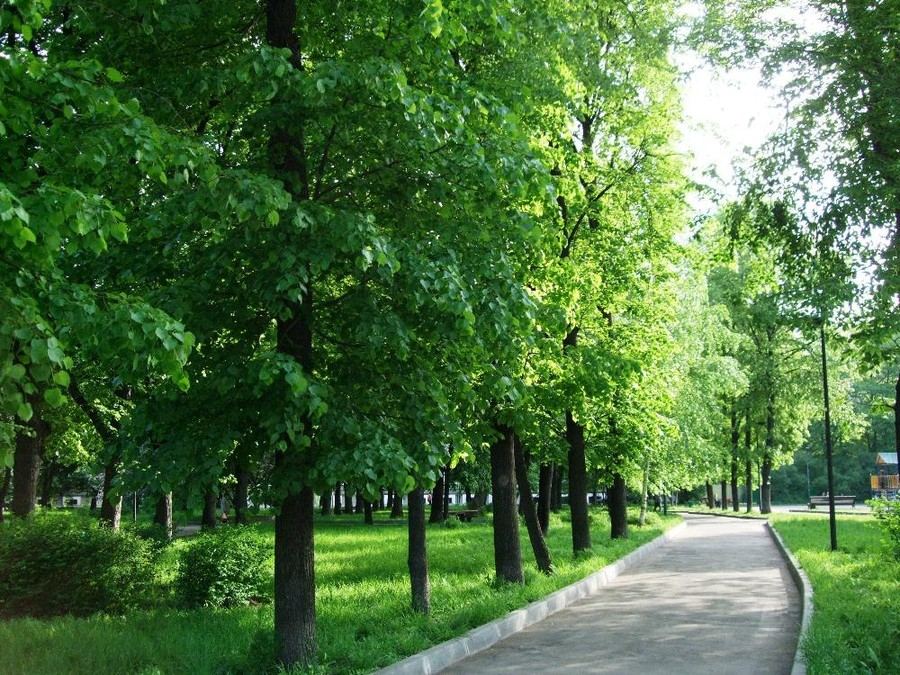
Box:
[771,514,900,674]
[0,507,678,674]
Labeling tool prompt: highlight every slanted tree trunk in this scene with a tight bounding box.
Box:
[12,398,48,518]
[154,492,173,540]
[275,485,316,667]
[566,410,591,553]
[0,467,11,523]
[319,490,332,515]
[202,490,217,529]
[429,471,445,523]
[490,424,523,583]
[99,455,123,529]
[513,435,552,574]
[537,462,553,534]
[407,484,430,613]
[609,473,628,539]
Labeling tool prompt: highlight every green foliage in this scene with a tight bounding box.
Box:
[175,527,271,609]
[772,515,900,674]
[0,511,156,618]
[869,498,900,558]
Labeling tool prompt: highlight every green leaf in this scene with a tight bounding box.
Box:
[17,401,33,422]
[44,388,66,408]
[105,67,125,82]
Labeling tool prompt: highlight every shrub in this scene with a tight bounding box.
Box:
[870,498,900,557]
[0,512,156,618]
[175,526,271,608]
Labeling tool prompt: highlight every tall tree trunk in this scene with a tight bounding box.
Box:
[99,455,122,529]
[354,490,364,514]
[537,462,553,534]
[333,483,342,515]
[720,478,728,510]
[40,457,57,508]
[407,485,430,613]
[513,435,553,575]
[761,392,776,514]
[275,486,316,667]
[609,473,628,539]
[363,498,373,525]
[639,461,650,526]
[153,492,173,540]
[0,467,11,523]
[706,482,715,509]
[551,465,563,512]
[745,459,753,513]
[730,406,740,512]
[429,471,445,523]
[565,410,592,553]
[319,490,332,515]
[12,398,48,518]
[390,490,404,518]
[490,424,523,583]
[202,489,217,529]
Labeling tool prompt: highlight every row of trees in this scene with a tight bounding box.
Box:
[3,0,897,669]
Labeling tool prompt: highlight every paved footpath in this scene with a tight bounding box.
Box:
[440,514,801,674]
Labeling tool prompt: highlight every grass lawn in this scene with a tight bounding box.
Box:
[0,508,678,674]
[770,514,900,674]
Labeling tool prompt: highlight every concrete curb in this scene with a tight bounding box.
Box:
[375,521,688,675]
[765,521,813,675]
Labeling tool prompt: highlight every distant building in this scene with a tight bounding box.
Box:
[871,452,898,499]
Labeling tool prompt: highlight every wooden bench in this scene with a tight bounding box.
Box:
[809,495,856,508]
[453,510,480,522]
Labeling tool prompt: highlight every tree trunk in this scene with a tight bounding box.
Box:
[730,407,740,512]
[513,435,553,574]
[0,467,10,523]
[333,483,342,515]
[706,482,715,509]
[566,411,592,553]
[443,464,451,517]
[40,457,57,508]
[761,391,776,514]
[745,459,753,513]
[99,455,122,529]
[407,485,430,613]
[639,462,650,526]
[363,498,373,525]
[895,367,900,460]
[234,460,250,525]
[319,490,332,515]
[537,462,553,534]
[153,492,173,540]
[609,473,628,539]
[12,399,48,518]
[490,424,523,583]
[551,465,563,511]
[354,490,364,514]
[202,489,217,529]
[275,486,316,667]
[720,478,728,511]
[390,490,404,518]
[429,471,445,523]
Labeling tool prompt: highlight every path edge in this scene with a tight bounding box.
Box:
[765,521,814,675]
[375,520,687,675]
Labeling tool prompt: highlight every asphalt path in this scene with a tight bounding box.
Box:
[439,514,801,674]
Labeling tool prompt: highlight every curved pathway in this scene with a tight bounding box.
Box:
[440,514,801,674]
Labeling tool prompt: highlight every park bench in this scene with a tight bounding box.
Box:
[808,495,856,508]
[453,509,481,522]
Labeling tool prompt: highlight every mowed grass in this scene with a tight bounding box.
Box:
[0,508,679,674]
[770,514,900,674]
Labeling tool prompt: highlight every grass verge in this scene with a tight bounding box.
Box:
[0,507,678,674]
[770,514,900,674]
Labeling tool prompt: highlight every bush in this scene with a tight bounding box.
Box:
[175,526,271,608]
[0,512,157,618]
[870,498,900,557]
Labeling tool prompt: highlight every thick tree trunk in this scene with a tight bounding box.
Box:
[429,472,445,523]
[407,485,430,613]
[12,399,47,518]
[153,492,173,540]
[234,461,250,525]
[565,411,592,553]
[513,435,553,574]
[390,490,404,518]
[275,486,316,667]
[609,473,628,539]
[202,490,218,529]
[99,456,122,529]
[0,467,11,523]
[537,462,553,534]
[490,425,523,583]
[354,490,364,514]
[551,465,563,512]
[706,482,715,509]
[319,490,332,515]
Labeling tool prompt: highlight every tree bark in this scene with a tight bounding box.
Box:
[12,398,48,518]
[333,483,342,515]
[319,490,332,515]
[363,498,373,525]
[551,465,563,511]
[407,485,430,613]
[99,455,122,529]
[730,406,740,512]
[390,490,404,518]
[354,490,364,514]
[609,473,628,539]
[513,435,553,574]
[429,471,445,523]
[202,490,218,528]
[745,459,753,513]
[720,478,728,510]
[275,486,316,667]
[706,481,715,509]
[490,424,523,583]
[761,391,776,514]
[537,462,553,534]
[639,462,650,525]
[565,410,592,553]
[153,492,173,540]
